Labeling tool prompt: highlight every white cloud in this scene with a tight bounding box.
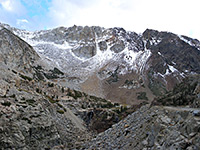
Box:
[48,0,200,40]
[0,0,28,30]
[16,19,29,28]
[17,19,28,24]
[0,0,26,15]
[0,0,12,11]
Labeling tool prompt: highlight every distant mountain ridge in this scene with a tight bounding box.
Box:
[1,22,200,105]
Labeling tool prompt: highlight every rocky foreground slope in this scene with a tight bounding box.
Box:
[83,105,200,150]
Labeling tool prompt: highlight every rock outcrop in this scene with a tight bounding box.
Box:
[0,28,39,73]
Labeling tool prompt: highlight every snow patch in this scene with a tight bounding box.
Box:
[165,69,170,75]
[69,49,86,61]
[172,61,176,65]
[180,72,185,77]
[161,64,185,78]
[123,48,138,65]
[150,37,162,46]
[85,46,114,71]
[121,48,151,74]
[26,40,73,50]
[163,65,178,76]
[168,65,178,73]
[184,70,189,73]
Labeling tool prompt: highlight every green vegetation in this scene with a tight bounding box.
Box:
[9,94,16,98]
[36,88,42,93]
[22,117,32,124]
[61,87,64,93]
[153,75,200,107]
[26,99,36,105]
[101,101,114,108]
[12,70,17,74]
[34,71,44,81]
[1,101,11,107]
[34,65,43,70]
[137,92,148,100]
[57,109,65,114]
[43,68,64,79]
[120,105,128,112]
[57,103,67,112]
[124,79,133,85]
[19,73,33,81]
[89,95,107,102]
[0,95,6,98]
[67,89,73,97]
[48,82,54,87]
[67,89,83,99]
[18,89,30,93]
[74,90,82,99]
[51,67,64,75]
[46,95,58,103]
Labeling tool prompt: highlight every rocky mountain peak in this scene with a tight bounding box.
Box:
[144,28,200,74]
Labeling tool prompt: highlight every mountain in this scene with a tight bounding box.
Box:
[0,23,200,149]
[2,23,200,106]
[0,24,137,149]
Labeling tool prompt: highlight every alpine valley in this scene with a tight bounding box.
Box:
[0,22,200,150]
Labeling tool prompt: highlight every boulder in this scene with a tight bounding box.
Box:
[110,42,125,53]
[98,41,107,51]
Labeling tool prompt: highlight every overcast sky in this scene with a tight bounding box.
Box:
[0,0,200,40]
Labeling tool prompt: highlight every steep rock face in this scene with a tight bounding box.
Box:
[0,28,39,72]
[66,26,97,58]
[144,29,200,74]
